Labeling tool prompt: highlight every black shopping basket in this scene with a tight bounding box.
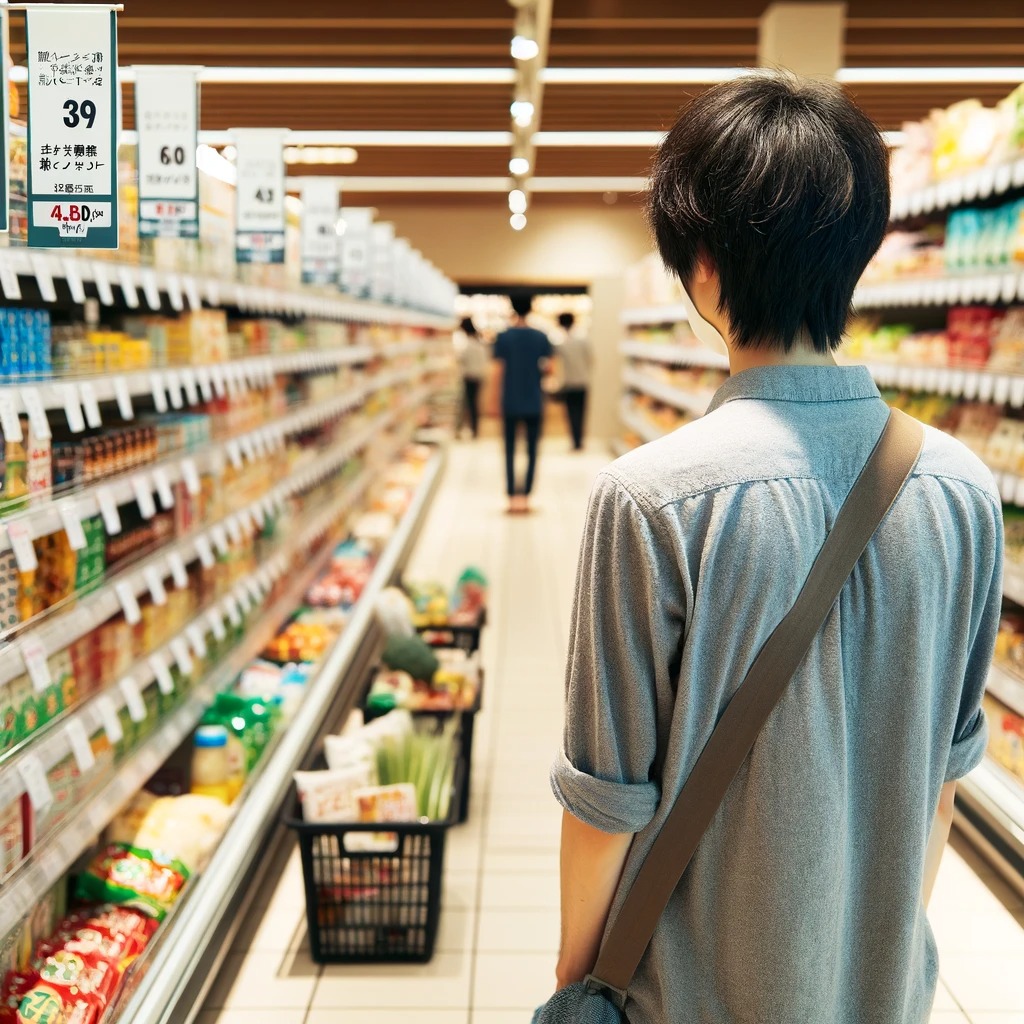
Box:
[361,664,483,825]
[285,760,463,965]
[415,608,487,654]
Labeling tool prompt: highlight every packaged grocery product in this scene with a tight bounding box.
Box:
[450,567,487,625]
[354,783,419,823]
[75,845,189,920]
[294,764,375,823]
[190,726,233,804]
[323,734,378,776]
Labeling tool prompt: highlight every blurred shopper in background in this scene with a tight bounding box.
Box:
[457,316,488,439]
[493,294,553,514]
[556,312,592,451]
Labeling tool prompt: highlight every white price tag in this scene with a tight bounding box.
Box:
[115,581,142,625]
[168,550,188,590]
[240,435,256,462]
[225,515,242,545]
[0,262,22,300]
[21,637,51,692]
[181,368,200,406]
[79,382,102,428]
[206,278,221,306]
[244,576,263,606]
[96,486,122,535]
[252,502,265,528]
[66,719,96,772]
[97,695,124,744]
[257,567,273,592]
[58,501,87,551]
[261,496,275,521]
[61,383,86,433]
[170,636,193,675]
[183,276,202,311]
[118,266,141,309]
[165,369,184,410]
[113,376,135,420]
[0,395,23,442]
[141,268,162,310]
[166,274,185,312]
[63,257,87,303]
[132,474,157,520]
[153,467,175,510]
[19,757,53,812]
[196,367,213,402]
[149,653,175,695]
[7,522,39,573]
[186,623,207,658]
[224,594,242,626]
[120,676,147,722]
[144,566,167,606]
[211,524,230,554]
[195,534,215,569]
[226,440,243,470]
[207,607,226,641]
[30,253,58,303]
[150,372,169,414]
[93,261,115,305]
[236,584,253,613]
[1010,378,1024,409]
[210,366,227,399]
[181,457,201,496]
[21,388,50,440]
[237,507,254,533]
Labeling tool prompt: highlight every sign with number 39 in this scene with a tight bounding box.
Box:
[25,5,119,248]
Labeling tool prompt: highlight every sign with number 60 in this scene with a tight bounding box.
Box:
[25,5,120,248]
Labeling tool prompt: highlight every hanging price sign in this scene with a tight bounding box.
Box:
[25,5,120,248]
[370,221,396,305]
[232,128,288,264]
[340,207,374,299]
[135,66,200,239]
[299,177,341,286]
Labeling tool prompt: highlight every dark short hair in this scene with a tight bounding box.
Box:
[460,316,477,337]
[558,312,575,329]
[649,71,889,352]
[510,294,533,318]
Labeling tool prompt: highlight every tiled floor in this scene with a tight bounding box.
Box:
[201,439,1024,1024]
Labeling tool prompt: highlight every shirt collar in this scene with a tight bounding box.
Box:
[707,364,881,414]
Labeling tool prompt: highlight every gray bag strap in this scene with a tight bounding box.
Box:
[588,407,925,1002]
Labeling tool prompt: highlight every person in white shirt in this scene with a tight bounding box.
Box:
[457,317,489,439]
[557,312,592,451]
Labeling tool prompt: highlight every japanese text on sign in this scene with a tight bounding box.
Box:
[233,128,288,264]
[300,178,340,286]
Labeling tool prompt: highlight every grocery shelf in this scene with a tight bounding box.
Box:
[620,340,729,369]
[620,404,665,446]
[0,345,375,414]
[987,663,1024,720]
[111,449,445,1024]
[0,398,412,688]
[890,157,1024,223]
[863,359,1024,407]
[0,248,454,328]
[620,303,690,327]
[1004,561,1024,607]
[854,270,1024,309]
[622,367,715,417]
[955,758,1024,900]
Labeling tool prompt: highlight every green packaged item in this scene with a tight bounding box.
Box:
[75,843,190,920]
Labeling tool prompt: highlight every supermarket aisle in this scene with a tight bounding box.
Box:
[201,437,1024,1024]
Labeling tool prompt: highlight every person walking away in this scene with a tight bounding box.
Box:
[557,312,591,451]
[493,294,553,514]
[548,72,1002,1023]
[457,317,488,439]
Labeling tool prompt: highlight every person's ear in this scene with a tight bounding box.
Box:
[693,252,716,286]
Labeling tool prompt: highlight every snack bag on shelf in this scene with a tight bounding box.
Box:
[450,567,487,625]
[75,844,189,921]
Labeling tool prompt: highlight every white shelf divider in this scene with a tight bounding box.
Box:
[620,340,729,369]
[622,368,715,418]
[890,157,1024,223]
[620,303,690,327]
[855,270,1024,310]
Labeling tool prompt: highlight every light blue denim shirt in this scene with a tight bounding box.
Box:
[553,365,1003,1023]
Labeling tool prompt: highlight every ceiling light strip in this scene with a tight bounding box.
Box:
[307,176,650,193]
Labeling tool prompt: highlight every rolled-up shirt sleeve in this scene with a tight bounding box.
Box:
[551,472,686,834]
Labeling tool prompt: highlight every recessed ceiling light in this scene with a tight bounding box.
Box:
[509,156,530,175]
[508,189,528,214]
[510,213,527,231]
[510,101,535,128]
[511,36,540,61]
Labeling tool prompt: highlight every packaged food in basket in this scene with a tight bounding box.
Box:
[75,845,190,921]
[355,783,419,823]
[450,567,487,625]
[294,763,375,823]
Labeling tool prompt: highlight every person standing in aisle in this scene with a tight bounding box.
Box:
[493,294,553,514]
[548,72,1003,1023]
[456,317,488,439]
[556,311,592,451]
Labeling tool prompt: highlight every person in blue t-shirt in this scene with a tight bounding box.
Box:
[493,294,553,514]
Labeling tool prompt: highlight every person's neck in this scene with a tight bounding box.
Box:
[727,336,837,376]
[513,316,528,326]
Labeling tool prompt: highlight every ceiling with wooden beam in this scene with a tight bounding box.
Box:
[8,0,1024,200]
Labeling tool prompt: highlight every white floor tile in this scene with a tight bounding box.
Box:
[313,952,473,1009]
[472,952,555,1009]
[932,981,959,1011]
[197,1011,308,1024]
[308,1012,468,1024]
[940,952,1024,1012]
[436,909,476,952]
[480,871,561,910]
[204,950,319,1010]
[476,907,560,954]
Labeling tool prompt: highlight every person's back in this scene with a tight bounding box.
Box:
[558,332,591,391]
[494,324,551,417]
[549,71,1002,1024]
